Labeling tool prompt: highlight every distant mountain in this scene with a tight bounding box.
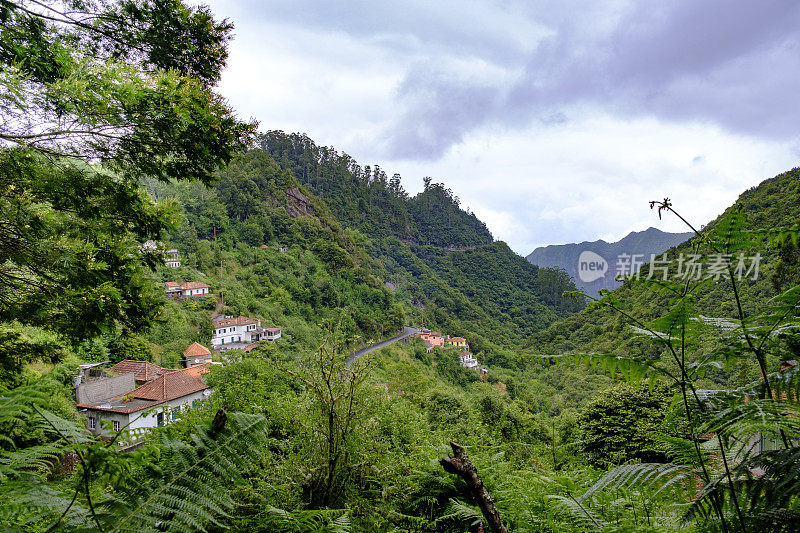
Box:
[526,228,694,296]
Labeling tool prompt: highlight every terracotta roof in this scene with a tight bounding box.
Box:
[182,342,211,358]
[182,281,210,290]
[429,331,442,337]
[460,350,472,357]
[449,337,466,342]
[78,364,213,414]
[164,281,182,289]
[213,316,259,328]
[107,360,172,382]
[265,327,281,333]
[133,364,211,403]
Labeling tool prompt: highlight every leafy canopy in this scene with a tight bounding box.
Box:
[0,0,255,343]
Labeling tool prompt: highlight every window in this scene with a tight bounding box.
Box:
[157,412,164,427]
[113,420,120,432]
[88,416,96,429]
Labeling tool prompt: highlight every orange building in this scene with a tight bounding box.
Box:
[420,331,444,347]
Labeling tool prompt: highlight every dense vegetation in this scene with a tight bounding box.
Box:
[531,168,800,370]
[260,131,494,248]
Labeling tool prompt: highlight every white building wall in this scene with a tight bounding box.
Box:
[83,390,211,435]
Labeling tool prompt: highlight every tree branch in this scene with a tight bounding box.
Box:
[439,442,508,533]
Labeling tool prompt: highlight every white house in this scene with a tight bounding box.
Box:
[140,240,181,267]
[459,350,479,369]
[264,327,282,341]
[78,364,214,437]
[211,316,281,352]
[165,281,211,298]
[163,248,181,268]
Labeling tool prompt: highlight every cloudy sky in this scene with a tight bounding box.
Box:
[202,0,800,255]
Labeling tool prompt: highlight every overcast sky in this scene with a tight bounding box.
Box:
[202,0,800,255]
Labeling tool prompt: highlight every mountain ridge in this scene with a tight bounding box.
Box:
[527,227,694,295]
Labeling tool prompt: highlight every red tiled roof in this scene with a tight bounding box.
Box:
[449,337,466,342]
[107,360,172,382]
[265,327,281,333]
[182,342,211,358]
[164,281,182,289]
[133,364,211,403]
[182,281,210,290]
[213,316,259,328]
[460,350,472,357]
[429,331,442,337]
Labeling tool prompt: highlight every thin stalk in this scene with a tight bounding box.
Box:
[715,433,747,532]
[727,264,791,449]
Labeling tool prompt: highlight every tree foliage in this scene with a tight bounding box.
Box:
[0,0,254,345]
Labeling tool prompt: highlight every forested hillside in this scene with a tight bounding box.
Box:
[260,131,493,247]
[252,131,581,344]
[140,143,581,364]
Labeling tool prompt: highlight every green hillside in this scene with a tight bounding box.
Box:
[255,132,581,345]
[259,130,493,247]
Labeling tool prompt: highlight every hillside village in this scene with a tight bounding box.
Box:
[71,248,487,442]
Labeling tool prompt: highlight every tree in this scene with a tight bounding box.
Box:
[578,382,672,468]
[276,320,373,507]
[0,0,255,344]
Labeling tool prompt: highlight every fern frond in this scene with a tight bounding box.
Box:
[578,463,696,502]
[548,494,606,530]
[262,505,351,532]
[95,412,271,533]
[438,498,481,526]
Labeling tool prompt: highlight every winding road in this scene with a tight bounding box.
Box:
[345,326,420,365]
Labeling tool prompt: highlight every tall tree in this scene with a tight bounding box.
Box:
[0,0,255,343]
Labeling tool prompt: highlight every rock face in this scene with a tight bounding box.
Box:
[526,227,693,296]
[285,187,313,218]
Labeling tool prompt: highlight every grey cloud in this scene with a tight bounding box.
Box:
[384,0,800,159]
[230,0,538,65]
[383,63,501,160]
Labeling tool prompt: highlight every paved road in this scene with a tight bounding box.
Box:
[345,326,420,365]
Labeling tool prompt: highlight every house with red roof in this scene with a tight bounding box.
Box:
[78,363,214,436]
[107,359,172,385]
[446,336,468,349]
[182,342,212,367]
[420,331,444,347]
